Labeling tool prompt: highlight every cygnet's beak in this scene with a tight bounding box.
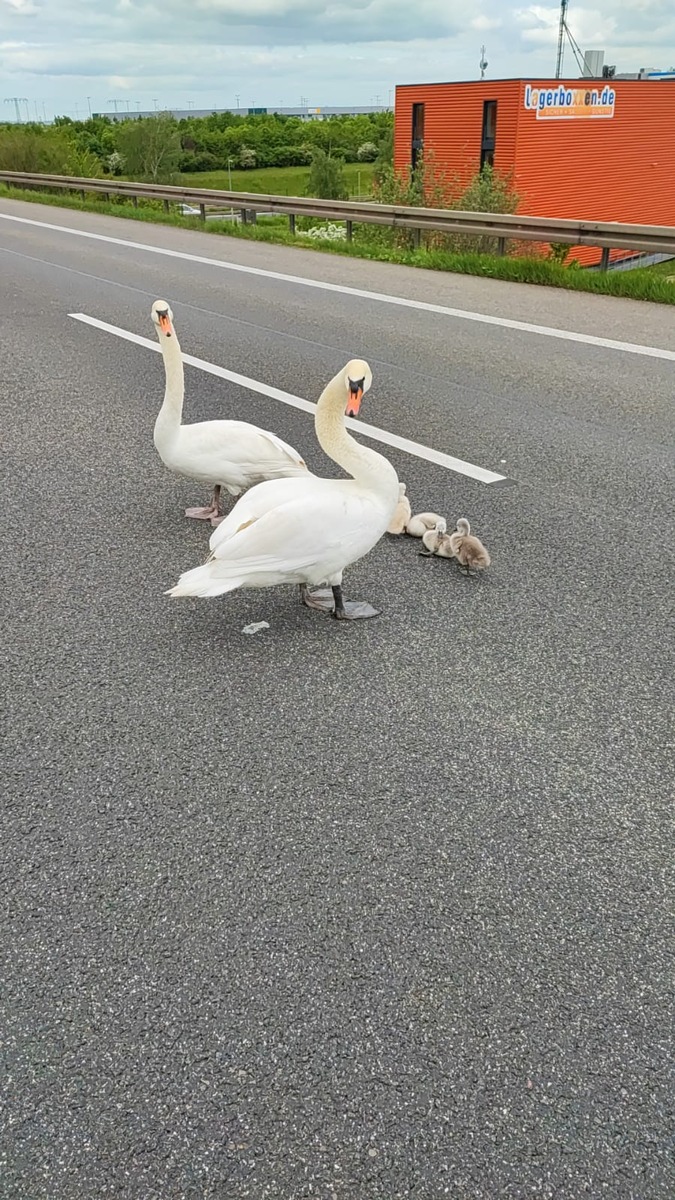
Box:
[346,379,364,417]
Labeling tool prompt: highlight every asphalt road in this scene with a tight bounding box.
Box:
[1,198,673,1200]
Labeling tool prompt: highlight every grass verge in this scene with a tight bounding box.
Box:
[178,161,376,198]
[2,183,674,306]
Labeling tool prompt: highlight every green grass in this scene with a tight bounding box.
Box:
[635,258,675,278]
[178,162,376,199]
[2,182,674,307]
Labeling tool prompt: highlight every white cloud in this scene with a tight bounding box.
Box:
[470,15,502,32]
[3,0,41,13]
[0,1,673,119]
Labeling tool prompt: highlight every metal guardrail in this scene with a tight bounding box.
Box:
[2,170,675,266]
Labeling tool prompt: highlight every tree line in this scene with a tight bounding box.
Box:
[0,110,394,182]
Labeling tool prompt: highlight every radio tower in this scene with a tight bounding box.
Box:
[556,0,569,78]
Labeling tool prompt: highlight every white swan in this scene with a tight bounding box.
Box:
[167,360,400,620]
[151,300,308,524]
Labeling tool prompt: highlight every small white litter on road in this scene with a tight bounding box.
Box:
[242,621,270,635]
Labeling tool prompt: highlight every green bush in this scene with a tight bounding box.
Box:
[179,150,219,173]
[116,114,181,183]
[273,144,313,167]
[0,125,101,177]
[306,149,348,200]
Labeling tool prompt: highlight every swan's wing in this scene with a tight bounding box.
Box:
[205,487,381,581]
[179,420,307,473]
[208,477,326,556]
[258,426,307,470]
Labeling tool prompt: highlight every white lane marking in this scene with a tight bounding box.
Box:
[2,210,675,362]
[69,312,506,484]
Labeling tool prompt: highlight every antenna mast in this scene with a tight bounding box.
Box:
[556,0,569,78]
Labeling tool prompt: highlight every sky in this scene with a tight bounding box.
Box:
[1,0,674,121]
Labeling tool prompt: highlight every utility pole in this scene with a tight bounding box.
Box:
[4,97,28,123]
[556,0,569,78]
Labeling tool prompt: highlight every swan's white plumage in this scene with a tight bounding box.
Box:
[168,359,399,604]
[151,299,308,499]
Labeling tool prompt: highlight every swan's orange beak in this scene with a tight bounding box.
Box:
[346,384,363,417]
[158,311,172,336]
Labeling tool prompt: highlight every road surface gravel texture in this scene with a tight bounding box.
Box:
[1,198,673,1200]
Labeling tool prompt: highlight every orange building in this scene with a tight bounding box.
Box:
[394,78,675,262]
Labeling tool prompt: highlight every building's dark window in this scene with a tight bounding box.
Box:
[412,102,425,170]
[480,100,497,169]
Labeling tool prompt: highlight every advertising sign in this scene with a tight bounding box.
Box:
[524,84,616,120]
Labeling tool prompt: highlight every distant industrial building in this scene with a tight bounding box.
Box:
[94,105,390,122]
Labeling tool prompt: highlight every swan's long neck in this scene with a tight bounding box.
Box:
[154,329,184,448]
[315,372,398,497]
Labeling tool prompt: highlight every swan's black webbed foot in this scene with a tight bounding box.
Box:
[331,584,380,620]
[300,584,380,619]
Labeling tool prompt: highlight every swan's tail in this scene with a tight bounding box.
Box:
[166,563,243,599]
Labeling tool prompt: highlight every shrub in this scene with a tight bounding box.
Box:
[357,142,379,162]
[549,242,572,265]
[106,151,125,176]
[0,127,101,177]
[179,150,218,172]
[274,144,313,167]
[306,149,348,201]
[116,114,181,183]
[302,222,347,242]
[238,146,257,169]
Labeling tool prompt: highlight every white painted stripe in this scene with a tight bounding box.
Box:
[3,210,675,362]
[69,312,506,484]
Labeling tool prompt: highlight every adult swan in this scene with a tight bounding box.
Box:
[151,300,308,524]
[167,360,400,620]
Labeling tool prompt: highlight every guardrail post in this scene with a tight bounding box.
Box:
[199,204,206,222]
[132,195,138,208]
[249,210,257,224]
[346,220,353,243]
[80,190,86,202]
[289,213,296,235]
[497,237,506,257]
[412,228,421,251]
[163,199,170,213]
[599,247,610,271]
[240,208,248,224]
[102,192,109,203]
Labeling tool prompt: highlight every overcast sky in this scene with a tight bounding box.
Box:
[2,0,674,120]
